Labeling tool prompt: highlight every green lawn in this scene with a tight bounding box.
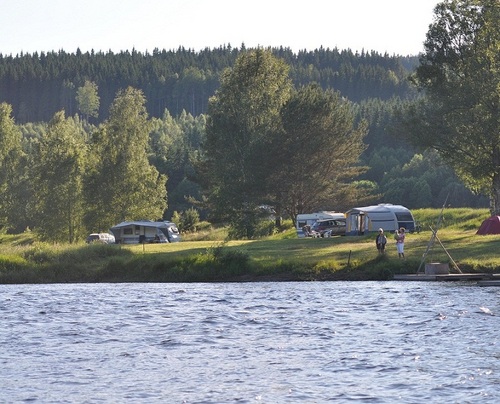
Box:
[0,208,498,283]
[119,226,500,272]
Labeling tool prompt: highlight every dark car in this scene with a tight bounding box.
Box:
[311,218,346,237]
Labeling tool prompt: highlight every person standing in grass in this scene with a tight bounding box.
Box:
[376,228,387,254]
[395,227,406,258]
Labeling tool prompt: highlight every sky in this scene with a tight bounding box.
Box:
[0,0,441,57]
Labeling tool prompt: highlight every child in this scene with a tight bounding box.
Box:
[396,227,406,258]
[376,228,387,254]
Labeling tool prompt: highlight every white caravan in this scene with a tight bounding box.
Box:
[345,204,415,236]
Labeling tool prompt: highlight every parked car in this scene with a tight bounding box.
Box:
[311,218,346,237]
[86,233,116,244]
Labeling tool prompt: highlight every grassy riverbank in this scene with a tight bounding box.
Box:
[1,208,499,283]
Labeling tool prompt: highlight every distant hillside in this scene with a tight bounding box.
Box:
[0,46,419,123]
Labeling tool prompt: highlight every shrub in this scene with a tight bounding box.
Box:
[181,208,200,232]
[22,244,56,264]
[172,208,201,232]
[0,254,28,271]
[204,243,251,278]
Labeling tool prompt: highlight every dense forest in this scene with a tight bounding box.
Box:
[0,46,417,123]
[0,46,489,241]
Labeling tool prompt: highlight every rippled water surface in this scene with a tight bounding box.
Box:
[0,282,498,403]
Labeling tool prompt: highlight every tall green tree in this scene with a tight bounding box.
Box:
[84,87,167,231]
[33,111,86,242]
[200,49,293,237]
[405,0,500,213]
[0,103,24,230]
[271,84,368,223]
[76,80,100,122]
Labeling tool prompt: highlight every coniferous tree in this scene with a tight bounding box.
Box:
[270,84,368,223]
[0,47,418,124]
[201,49,292,237]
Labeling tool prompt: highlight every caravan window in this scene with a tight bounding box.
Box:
[123,227,133,235]
[395,212,413,221]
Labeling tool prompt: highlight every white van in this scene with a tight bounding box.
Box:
[86,233,116,244]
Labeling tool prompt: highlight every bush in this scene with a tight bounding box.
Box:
[22,244,56,264]
[182,208,200,232]
[228,213,284,240]
[0,254,28,271]
[172,208,201,232]
[203,243,251,278]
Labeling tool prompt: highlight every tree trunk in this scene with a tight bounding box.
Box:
[490,172,500,216]
[274,204,282,227]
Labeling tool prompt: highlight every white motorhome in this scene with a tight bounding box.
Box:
[345,204,415,236]
[296,211,345,238]
[110,220,181,244]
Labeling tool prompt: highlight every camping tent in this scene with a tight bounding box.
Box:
[476,216,500,235]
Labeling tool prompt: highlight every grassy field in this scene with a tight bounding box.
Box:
[0,208,498,283]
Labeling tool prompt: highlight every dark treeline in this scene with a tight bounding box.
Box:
[0,45,418,123]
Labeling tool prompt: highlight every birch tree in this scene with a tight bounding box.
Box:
[0,103,23,230]
[34,111,86,242]
[84,87,167,231]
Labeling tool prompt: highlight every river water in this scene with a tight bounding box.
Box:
[0,281,498,403]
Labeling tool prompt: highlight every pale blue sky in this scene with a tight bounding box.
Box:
[1,0,440,56]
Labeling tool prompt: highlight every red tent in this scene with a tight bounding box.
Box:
[476,216,500,235]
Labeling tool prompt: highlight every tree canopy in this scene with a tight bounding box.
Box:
[33,111,86,242]
[201,49,293,237]
[406,0,500,212]
[200,49,368,236]
[0,47,417,123]
[0,42,491,238]
[273,83,368,222]
[0,103,23,229]
[76,80,100,122]
[85,87,167,232]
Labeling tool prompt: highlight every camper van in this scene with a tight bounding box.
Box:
[110,220,181,244]
[345,204,415,236]
[296,211,345,238]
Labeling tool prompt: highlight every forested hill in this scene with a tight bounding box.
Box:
[0,46,419,123]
